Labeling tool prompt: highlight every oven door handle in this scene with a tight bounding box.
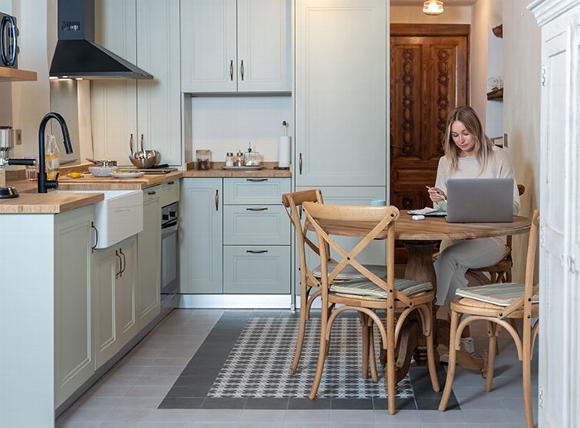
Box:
[162,222,179,237]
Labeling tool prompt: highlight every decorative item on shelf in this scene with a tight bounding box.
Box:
[487,76,504,101]
[277,120,291,170]
[195,149,212,170]
[492,24,503,38]
[423,0,444,16]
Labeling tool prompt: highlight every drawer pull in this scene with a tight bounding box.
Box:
[246,250,268,254]
[147,191,156,195]
[168,181,175,185]
[246,178,268,182]
[246,207,268,211]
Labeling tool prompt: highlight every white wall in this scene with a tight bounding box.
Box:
[470,0,502,129]
[9,0,55,159]
[190,96,292,162]
[390,5,472,23]
[503,0,540,283]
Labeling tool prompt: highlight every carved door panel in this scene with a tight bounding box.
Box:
[390,33,468,210]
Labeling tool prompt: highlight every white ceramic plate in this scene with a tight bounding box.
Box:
[110,171,145,179]
[89,166,118,177]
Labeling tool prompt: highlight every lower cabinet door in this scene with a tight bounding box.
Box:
[223,246,290,294]
[54,208,94,407]
[93,247,118,369]
[116,236,138,350]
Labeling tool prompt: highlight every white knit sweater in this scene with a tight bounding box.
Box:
[434,146,520,215]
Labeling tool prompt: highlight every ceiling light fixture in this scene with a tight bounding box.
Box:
[423,0,444,16]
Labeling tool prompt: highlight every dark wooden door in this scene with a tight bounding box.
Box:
[390,25,469,210]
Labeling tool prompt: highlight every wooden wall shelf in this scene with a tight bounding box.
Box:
[487,87,503,101]
[0,68,38,82]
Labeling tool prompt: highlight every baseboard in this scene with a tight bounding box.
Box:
[178,294,292,309]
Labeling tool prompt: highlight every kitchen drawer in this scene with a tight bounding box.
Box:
[224,178,291,205]
[224,205,290,245]
[223,246,290,294]
[159,179,180,207]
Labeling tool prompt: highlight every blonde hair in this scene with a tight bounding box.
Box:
[443,106,494,174]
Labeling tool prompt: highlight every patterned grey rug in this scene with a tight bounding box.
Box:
[207,317,413,399]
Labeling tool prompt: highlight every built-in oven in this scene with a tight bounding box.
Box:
[0,13,18,68]
[161,202,178,312]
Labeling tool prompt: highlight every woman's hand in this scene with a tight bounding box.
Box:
[426,186,447,202]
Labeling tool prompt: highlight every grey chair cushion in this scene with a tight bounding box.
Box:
[330,278,432,299]
[456,283,539,307]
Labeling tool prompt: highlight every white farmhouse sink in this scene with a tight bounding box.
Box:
[59,190,143,248]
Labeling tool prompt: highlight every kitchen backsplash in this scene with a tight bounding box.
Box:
[190,96,293,162]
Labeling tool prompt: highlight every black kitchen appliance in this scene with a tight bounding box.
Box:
[0,12,18,68]
[50,0,152,79]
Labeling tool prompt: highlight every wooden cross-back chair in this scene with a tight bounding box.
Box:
[468,184,526,284]
[439,210,540,428]
[282,190,389,375]
[302,202,440,415]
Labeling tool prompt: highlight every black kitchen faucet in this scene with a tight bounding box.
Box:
[37,112,72,193]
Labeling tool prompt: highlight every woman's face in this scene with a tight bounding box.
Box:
[451,120,476,155]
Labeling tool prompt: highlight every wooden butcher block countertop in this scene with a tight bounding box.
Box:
[0,192,104,214]
[58,170,183,190]
[182,162,291,178]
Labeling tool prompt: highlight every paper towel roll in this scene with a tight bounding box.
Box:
[278,136,291,168]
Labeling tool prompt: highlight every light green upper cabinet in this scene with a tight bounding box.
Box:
[295,0,387,186]
[92,0,182,166]
[180,0,291,93]
[180,179,223,293]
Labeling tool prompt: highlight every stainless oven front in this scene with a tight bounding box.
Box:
[161,202,178,310]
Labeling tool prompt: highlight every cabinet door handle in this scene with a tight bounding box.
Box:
[246,250,268,254]
[229,59,234,81]
[246,207,268,211]
[168,181,175,185]
[119,249,126,276]
[91,222,99,251]
[215,189,219,211]
[240,59,244,81]
[115,250,122,278]
[247,178,268,182]
[147,191,156,195]
[299,153,303,175]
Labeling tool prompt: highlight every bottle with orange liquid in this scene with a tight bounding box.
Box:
[45,134,60,181]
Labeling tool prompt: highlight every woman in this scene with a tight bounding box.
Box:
[429,106,520,305]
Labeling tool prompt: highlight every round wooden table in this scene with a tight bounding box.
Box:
[309,212,532,371]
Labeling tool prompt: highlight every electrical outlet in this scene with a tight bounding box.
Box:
[503,132,509,148]
[14,129,22,146]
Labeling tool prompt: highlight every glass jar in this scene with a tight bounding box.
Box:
[225,152,234,167]
[45,134,60,180]
[235,150,245,167]
[196,149,212,170]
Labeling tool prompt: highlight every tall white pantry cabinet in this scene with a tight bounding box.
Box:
[529,1,580,427]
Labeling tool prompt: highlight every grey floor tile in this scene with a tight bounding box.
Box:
[159,397,204,409]
[238,409,287,422]
[418,409,466,424]
[284,409,330,423]
[372,409,422,424]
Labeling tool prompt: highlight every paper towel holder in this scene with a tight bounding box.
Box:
[276,121,291,170]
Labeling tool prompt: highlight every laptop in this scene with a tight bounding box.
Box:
[446,178,514,223]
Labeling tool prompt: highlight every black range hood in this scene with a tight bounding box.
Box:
[50,0,152,80]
